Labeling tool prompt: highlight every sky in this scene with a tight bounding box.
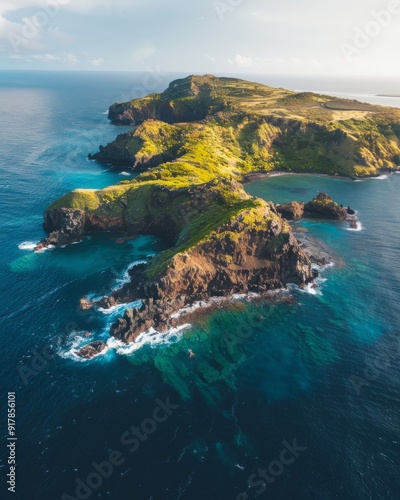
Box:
[0,0,399,75]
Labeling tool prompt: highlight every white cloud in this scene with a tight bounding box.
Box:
[32,52,60,61]
[1,0,399,75]
[29,51,79,64]
[230,54,326,74]
[234,54,256,68]
[48,26,74,44]
[89,57,103,66]
[63,50,77,63]
[131,43,156,62]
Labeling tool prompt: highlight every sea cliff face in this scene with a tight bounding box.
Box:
[96,75,400,177]
[40,75,392,352]
[101,202,314,342]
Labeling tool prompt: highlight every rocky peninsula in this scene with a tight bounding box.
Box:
[38,75,400,355]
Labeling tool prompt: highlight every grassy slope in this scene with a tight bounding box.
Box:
[48,75,400,277]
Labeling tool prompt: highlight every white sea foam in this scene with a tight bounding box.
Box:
[35,245,55,253]
[111,260,148,291]
[296,261,333,297]
[170,297,225,319]
[58,333,102,362]
[106,324,191,356]
[60,240,84,249]
[298,277,327,296]
[18,241,37,251]
[347,221,364,232]
[60,322,190,362]
[370,174,389,180]
[99,300,142,315]
[311,261,335,274]
[85,260,149,303]
[269,172,292,178]
[170,293,262,321]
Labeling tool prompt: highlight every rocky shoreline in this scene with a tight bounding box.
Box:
[67,193,351,358]
[38,75,391,359]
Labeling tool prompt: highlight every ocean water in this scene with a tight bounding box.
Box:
[0,71,400,500]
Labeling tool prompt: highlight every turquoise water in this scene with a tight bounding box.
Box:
[1,72,400,500]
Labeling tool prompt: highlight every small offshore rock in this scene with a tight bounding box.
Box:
[77,341,107,359]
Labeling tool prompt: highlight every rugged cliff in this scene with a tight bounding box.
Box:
[40,75,385,351]
[101,201,314,342]
[94,75,400,177]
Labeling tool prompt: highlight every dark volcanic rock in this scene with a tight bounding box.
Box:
[77,341,107,359]
[347,206,356,215]
[37,208,126,249]
[107,76,220,126]
[304,193,347,220]
[88,129,176,170]
[37,208,86,248]
[276,202,305,220]
[348,217,358,229]
[107,211,314,343]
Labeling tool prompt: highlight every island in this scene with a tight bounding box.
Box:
[37,75,400,355]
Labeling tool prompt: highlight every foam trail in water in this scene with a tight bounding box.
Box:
[18,242,37,251]
[347,221,364,232]
[99,300,142,316]
[58,332,97,363]
[297,262,334,296]
[85,260,148,303]
[298,277,328,296]
[112,260,148,291]
[35,245,55,253]
[170,293,262,320]
[370,175,389,180]
[107,324,191,356]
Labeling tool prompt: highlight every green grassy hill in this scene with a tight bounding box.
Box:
[46,75,400,283]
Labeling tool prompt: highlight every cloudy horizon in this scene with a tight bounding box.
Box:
[0,0,399,76]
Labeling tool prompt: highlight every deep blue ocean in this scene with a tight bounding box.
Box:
[1,71,400,500]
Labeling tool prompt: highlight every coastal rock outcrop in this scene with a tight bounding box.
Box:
[76,341,108,359]
[108,75,222,126]
[88,120,183,170]
[37,208,126,249]
[304,193,347,220]
[104,203,314,343]
[35,208,86,249]
[276,202,305,220]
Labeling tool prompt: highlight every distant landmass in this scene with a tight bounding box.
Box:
[37,75,400,355]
